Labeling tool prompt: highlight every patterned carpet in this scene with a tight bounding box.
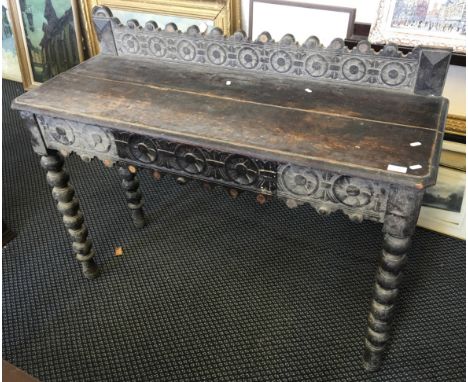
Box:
[2,79,465,381]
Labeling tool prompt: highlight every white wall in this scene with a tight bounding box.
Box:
[444,65,466,116]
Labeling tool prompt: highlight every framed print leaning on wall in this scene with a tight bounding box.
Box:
[79,0,241,57]
[7,0,85,90]
[369,0,466,53]
[2,0,22,82]
[418,141,466,240]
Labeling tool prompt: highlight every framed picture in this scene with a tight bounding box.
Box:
[440,140,466,171]
[369,0,466,53]
[418,141,466,240]
[446,114,466,137]
[79,0,241,57]
[2,0,22,82]
[248,0,356,46]
[7,0,85,90]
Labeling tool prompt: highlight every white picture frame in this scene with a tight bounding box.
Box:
[248,0,356,46]
[369,0,466,53]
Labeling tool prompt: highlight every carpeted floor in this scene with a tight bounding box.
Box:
[2,79,465,381]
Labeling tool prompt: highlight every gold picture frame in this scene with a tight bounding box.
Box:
[79,0,241,57]
[446,114,466,137]
[7,0,85,90]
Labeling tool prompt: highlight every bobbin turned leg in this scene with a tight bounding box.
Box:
[117,164,145,228]
[40,151,99,279]
[363,186,424,371]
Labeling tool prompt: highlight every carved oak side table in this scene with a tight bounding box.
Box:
[12,6,451,372]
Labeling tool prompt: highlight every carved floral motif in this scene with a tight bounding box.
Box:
[114,132,278,193]
[277,164,388,222]
[36,115,117,160]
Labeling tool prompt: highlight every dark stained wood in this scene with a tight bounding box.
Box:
[12,55,448,187]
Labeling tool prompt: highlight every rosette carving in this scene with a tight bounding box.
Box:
[225,155,259,185]
[175,145,206,174]
[128,135,158,163]
[332,176,374,207]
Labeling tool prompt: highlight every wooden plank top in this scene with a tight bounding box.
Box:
[12,54,448,188]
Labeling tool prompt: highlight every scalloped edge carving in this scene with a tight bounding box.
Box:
[91,5,452,94]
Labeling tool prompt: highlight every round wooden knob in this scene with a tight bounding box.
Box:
[103,159,113,168]
[228,188,239,199]
[176,176,188,185]
[318,206,330,216]
[128,165,137,174]
[152,170,162,181]
[350,213,363,223]
[286,199,298,209]
[256,194,266,205]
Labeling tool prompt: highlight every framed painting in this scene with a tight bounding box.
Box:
[7,0,85,90]
[79,0,241,57]
[248,0,356,46]
[418,142,466,240]
[2,0,22,82]
[369,0,466,53]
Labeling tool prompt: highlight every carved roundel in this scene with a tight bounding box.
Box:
[380,62,407,86]
[238,47,259,69]
[175,145,207,174]
[49,120,75,146]
[270,51,292,73]
[128,135,158,163]
[121,34,140,54]
[280,165,319,196]
[148,37,166,57]
[177,40,196,61]
[332,176,373,207]
[342,58,366,81]
[85,126,112,153]
[305,54,328,77]
[225,155,259,185]
[207,43,227,65]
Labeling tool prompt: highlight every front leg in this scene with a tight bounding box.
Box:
[40,151,100,279]
[363,186,424,371]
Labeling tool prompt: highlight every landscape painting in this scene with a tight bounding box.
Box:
[422,172,465,212]
[418,166,466,239]
[369,0,466,52]
[2,0,22,82]
[19,0,82,83]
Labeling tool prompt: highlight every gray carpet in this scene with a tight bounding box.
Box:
[2,79,465,381]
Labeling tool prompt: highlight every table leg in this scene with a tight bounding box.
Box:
[117,164,146,229]
[40,151,100,279]
[363,186,424,371]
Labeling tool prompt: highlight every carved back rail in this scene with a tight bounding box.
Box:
[92,5,451,96]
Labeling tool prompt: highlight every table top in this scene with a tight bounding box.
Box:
[13,54,448,188]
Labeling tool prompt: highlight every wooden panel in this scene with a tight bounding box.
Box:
[12,55,448,187]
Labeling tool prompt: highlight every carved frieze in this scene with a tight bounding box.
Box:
[277,164,389,222]
[30,113,390,222]
[108,19,419,91]
[36,115,118,161]
[114,132,278,194]
[87,5,426,92]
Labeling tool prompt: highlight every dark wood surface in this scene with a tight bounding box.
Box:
[13,55,448,187]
